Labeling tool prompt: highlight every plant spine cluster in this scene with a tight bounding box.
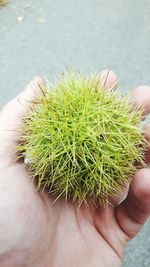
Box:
[18,72,145,206]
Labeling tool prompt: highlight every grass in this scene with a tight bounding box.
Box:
[18,71,146,207]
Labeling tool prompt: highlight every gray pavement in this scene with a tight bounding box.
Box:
[0,1,150,266]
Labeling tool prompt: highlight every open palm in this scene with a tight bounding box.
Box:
[0,71,150,267]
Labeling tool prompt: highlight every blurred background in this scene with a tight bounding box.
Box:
[0,1,150,266]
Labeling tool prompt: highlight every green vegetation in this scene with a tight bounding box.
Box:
[18,72,146,207]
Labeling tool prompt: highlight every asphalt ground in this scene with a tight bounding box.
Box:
[0,1,150,266]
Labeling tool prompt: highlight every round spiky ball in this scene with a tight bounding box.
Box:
[18,72,146,206]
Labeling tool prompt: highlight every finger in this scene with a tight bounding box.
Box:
[108,186,130,207]
[0,77,46,159]
[116,168,150,239]
[131,86,150,116]
[144,123,150,141]
[143,123,150,163]
[100,69,118,90]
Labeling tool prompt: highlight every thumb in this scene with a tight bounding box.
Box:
[0,76,46,161]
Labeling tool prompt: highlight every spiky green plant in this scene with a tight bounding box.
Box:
[18,72,146,206]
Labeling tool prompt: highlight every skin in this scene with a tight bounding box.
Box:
[0,70,150,267]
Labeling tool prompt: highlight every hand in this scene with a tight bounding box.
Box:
[0,71,150,267]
